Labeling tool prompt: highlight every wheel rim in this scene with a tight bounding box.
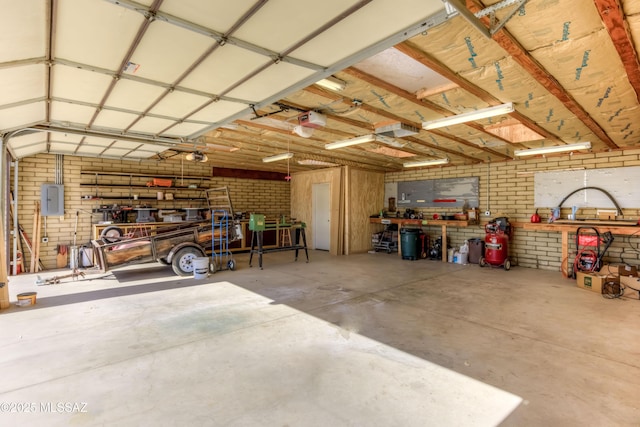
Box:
[178,252,198,272]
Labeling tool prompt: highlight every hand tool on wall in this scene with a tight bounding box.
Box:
[30,201,42,273]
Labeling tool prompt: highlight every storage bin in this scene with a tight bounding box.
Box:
[147,178,172,187]
[468,238,485,264]
[400,228,420,260]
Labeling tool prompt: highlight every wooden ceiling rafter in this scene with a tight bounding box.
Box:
[593,0,640,103]
[427,130,511,160]
[341,65,527,149]
[277,99,374,132]
[264,99,479,162]
[396,40,561,145]
[395,41,497,105]
[464,0,619,150]
[222,126,398,171]
[304,85,422,129]
[276,98,491,163]
[303,84,513,161]
[402,135,483,163]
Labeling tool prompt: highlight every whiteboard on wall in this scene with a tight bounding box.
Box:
[534,166,640,208]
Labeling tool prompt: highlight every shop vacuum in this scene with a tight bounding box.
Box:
[479,217,512,270]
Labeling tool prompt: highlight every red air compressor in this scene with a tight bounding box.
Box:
[479,217,512,270]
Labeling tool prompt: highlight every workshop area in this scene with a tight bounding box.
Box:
[2,251,638,426]
[1,0,640,425]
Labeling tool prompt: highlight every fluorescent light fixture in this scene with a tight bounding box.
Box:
[422,102,514,130]
[185,151,208,162]
[262,152,294,163]
[325,134,407,150]
[514,141,591,157]
[403,158,449,168]
[325,134,375,150]
[315,76,346,91]
[297,159,338,167]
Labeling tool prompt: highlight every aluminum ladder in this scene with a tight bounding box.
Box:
[205,186,234,218]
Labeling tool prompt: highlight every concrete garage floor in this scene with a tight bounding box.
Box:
[1,250,639,426]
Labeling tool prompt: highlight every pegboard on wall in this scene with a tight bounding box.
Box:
[385,177,479,209]
[534,166,640,209]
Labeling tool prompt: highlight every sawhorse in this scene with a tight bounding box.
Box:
[249,226,309,269]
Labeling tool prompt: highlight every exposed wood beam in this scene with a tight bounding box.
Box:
[343,65,527,148]
[304,84,512,160]
[428,130,511,160]
[268,100,369,134]
[395,41,498,106]
[304,85,422,128]
[403,136,483,163]
[274,100,479,163]
[509,110,559,142]
[464,0,619,149]
[415,82,460,99]
[396,41,560,145]
[227,125,398,171]
[593,0,640,104]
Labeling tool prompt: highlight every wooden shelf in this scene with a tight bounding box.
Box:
[79,183,208,190]
[81,170,212,181]
[80,170,210,206]
[515,221,640,235]
[83,196,205,201]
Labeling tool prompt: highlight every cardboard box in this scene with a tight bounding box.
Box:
[576,270,619,294]
[597,210,618,221]
[618,267,640,300]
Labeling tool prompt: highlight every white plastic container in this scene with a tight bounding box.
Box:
[448,248,454,262]
[457,252,468,264]
[193,257,209,279]
[458,241,469,264]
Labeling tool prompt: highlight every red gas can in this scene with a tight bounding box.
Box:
[480,217,512,270]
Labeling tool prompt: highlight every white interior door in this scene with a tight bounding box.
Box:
[313,183,331,250]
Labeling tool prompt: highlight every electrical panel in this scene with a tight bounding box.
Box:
[41,184,64,216]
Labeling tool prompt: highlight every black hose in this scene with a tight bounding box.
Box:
[557,186,622,215]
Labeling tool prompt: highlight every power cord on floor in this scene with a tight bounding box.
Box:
[602,277,624,299]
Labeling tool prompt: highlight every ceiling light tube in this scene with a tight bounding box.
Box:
[325,134,375,150]
[315,76,347,91]
[403,158,449,168]
[514,141,591,157]
[297,159,338,166]
[262,152,294,163]
[422,102,514,130]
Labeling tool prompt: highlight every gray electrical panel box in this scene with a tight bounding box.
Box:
[41,184,64,216]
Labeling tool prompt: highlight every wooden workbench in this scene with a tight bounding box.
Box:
[369,217,473,262]
[516,220,640,273]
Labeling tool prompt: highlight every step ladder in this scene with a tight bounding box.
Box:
[205,186,234,218]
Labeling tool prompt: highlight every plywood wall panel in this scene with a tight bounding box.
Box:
[290,167,343,255]
[347,168,384,254]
